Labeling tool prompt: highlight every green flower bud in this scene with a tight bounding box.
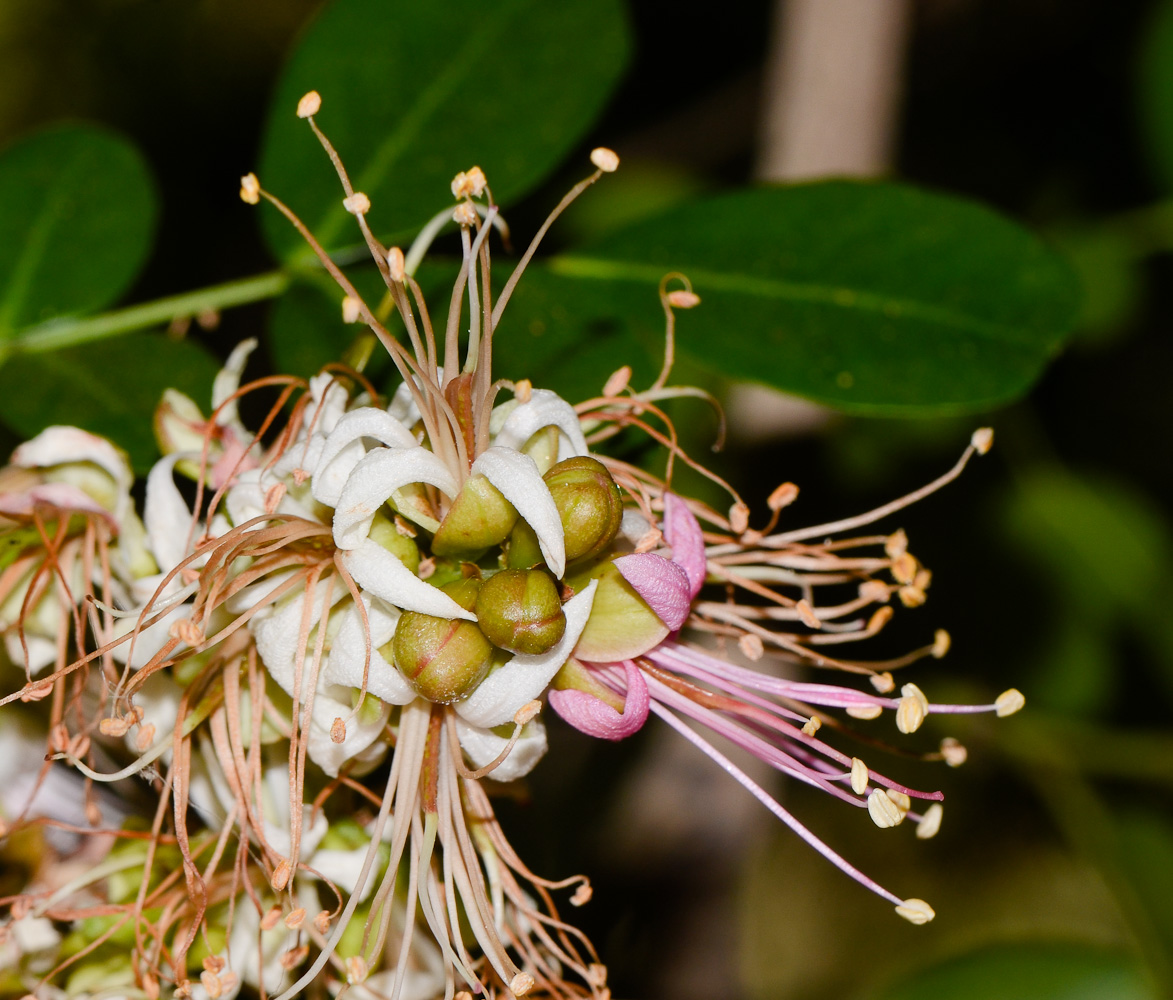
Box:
[569,560,669,661]
[504,518,545,570]
[368,511,420,575]
[475,569,566,655]
[431,474,518,559]
[543,457,623,564]
[386,604,493,705]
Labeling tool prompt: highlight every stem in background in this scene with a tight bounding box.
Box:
[4,271,289,355]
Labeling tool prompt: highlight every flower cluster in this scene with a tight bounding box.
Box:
[0,91,1023,1000]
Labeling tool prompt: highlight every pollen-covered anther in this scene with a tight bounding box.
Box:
[314,910,331,934]
[896,898,936,925]
[341,295,362,323]
[296,90,322,118]
[514,700,542,727]
[899,584,927,608]
[260,906,283,931]
[383,245,405,282]
[343,192,371,215]
[940,736,967,767]
[20,678,55,702]
[867,788,905,828]
[284,907,306,930]
[729,500,750,534]
[795,599,821,629]
[280,945,310,970]
[850,757,869,795]
[514,378,533,403]
[896,682,929,734]
[587,964,609,988]
[330,716,346,743]
[916,802,944,839]
[571,880,593,906]
[868,606,894,633]
[239,172,260,205]
[885,789,911,814]
[858,579,890,603]
[271,858,292,892]
[453,201,478,226]
[971,427,994,455]
[590,147,620,172]
[870,671,895,694]
[199,972,222,1000]
[99,716,131,738]
[932,629,952,658]
[846,703,883,721]
[996,687,1026,716]
[885,528,908,559]
[169,617,204,646]
[666,289,701,309]
[135,723,156,751]
[768,481,799,511]
[738,633,764,661]
[802,716,821,736]
[510,972,536,996]
[891,551,918,585]
[346,956,368,984]
[603,365,631,396]
[202,956,225,974]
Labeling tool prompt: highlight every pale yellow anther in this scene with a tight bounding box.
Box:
[99,716,131,738]
[914,567,932,591]
[801,716,821,736]
[465,165,487,196]
[795,599,821,629]
[867,788,904,828]
[510,972,536,996]
[895,898,935,925]
[738,633,764,661]
[169,618,204,646]
[346,956,367,984]
[867,606,894,632]
[453,201,478,226]
[858,579,890,603]
[602,365,631,397]
[666,289,701,309]
[239,172,260,205]
[850,757,869,795]
[767,481,799,511]
[896,683,929,734]
[932,629,951,659]
[846,703,883,721]
[386,246,406,282]
[199,972,222,1000]
[296,90,322,118]
[916,802,943,839]
[341,295,362,324]
[729,501,750,534]
[571,881,593,906]
[899,585,927,608]
[885,788,911,814]
[590,147,620,172]
[450,171,468,198]
[284,907,306,929]
[330,717,346,743]
[939,736,967,767]
[514,700,541,727]
[514,378,533,403]
[870,671,895,694]
[891,551,918,585]
[971,427,994,455]
[343,192,370,215]
[995,687,1025,717]
[270,858,292,892]
[885,528,908,559]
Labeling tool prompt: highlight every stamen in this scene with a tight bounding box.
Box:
[995,688,1026,716]
[895,898,936,924]
[916,803,943,839]
[867,789,904,828]
[896,682,929,734]
[296,90,322,118]
[850,757,869,794]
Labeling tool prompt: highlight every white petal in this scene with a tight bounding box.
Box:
[311,407,418,506]
[11,425,132,494]
[322,598,416,705]
[110,602,189,670]
[492,388,589,461]
[312,844,377,900]
[272,431,326,480]
[3,631,58,676]
[387,370,443,427]
[455,581,596,728]
[305,372,349,435]
[144,453,198,574]
[333,447,457,550]
[212,337,257,428]
[454,716,548,782]
[472,446,565,578]
[343,537,475,621]
[305,688,391,778]
[225,470,318,528]
[251,587,346,697]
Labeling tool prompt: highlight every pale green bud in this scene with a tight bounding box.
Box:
[431,474,518,558]
[504,518,545,570]
[368,511,420,575]
[543,457,623,564]
[475,569,566,655]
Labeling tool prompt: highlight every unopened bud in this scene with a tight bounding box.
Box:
[475,570,566,655]
[296,90,321,118]
[369,510,421,575]
[590,147,620,172]
[432,474,518,558]
[543,456,624,563]
[390,606,493,704]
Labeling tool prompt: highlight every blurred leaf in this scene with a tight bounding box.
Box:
[1138,0,1173,193]
[869,944,1156,1000]
[521,181,1079,415]
[0,333,219,474]
[268,279,356,379]
[1048,226,1141,346]
[258,0,630,262]
[0,124,155,342]
[1114,809,1173,966]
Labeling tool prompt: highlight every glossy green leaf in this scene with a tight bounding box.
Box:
[257,0,630,262]
[0,124,156,343]
[1138,1,1173,192]
[510,181,1078,415]
[870,944,1156,1000]
[0,333,219,474]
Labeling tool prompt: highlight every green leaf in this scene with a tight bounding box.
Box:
[0,333,219,474]
[0,124,156,342]
[1138,1,1173,192]
[1114,809,1173,971]
[870,944,1156,1000]
[519,181,1079,415]
[257,0,630,262]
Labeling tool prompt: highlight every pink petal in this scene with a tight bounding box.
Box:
[663,493,706,598]
[614,552,691,631]
[0,483,114,524]
[548,660,649,741]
